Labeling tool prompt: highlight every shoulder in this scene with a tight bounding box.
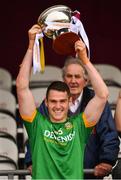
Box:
[69,113,84,124]
[69,113,82,120]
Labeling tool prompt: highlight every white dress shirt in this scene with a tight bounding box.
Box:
[69,91,83,113]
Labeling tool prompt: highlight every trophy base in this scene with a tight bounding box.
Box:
[53,32,80,55]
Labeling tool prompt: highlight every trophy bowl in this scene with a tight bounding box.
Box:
[37,5,80,55]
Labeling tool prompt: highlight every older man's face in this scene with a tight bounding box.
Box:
[64,64,86,98]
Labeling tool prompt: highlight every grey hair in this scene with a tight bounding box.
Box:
[62,56,88,81]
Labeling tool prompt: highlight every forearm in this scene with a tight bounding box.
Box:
[75,40,108,99]
[16,24,41,89]
[16,48,33,90]
[84,61,109,99]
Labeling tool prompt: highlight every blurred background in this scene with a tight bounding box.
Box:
[0,0,121,79]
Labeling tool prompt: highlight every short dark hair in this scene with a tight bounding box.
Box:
[46,81,70,100]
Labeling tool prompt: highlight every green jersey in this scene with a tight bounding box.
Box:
[24,110,93,179]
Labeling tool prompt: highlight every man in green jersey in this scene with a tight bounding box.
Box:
[16,24,109,179]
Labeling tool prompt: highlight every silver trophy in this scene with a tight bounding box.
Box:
[38,5,90,56]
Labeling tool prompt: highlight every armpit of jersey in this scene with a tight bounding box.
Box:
[20,109,37,123]
[82,113,96,127]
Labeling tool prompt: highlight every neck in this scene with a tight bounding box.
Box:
[50,117,67,123]
[71,94,80,103]
[71,90,83,103]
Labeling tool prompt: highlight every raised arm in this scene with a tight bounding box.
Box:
[115,90,121,133]
[16,24,42,117]
[75,40,109,124]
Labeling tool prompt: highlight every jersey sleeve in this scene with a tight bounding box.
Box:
[20,109,37,123]
[82,113,97,127]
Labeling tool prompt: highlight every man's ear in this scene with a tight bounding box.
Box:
[45,98,48,107]
[85,78,90,86]
[84,75,90,86]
